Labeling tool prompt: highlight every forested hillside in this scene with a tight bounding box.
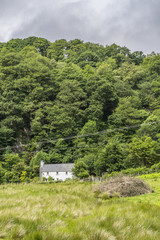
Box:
[0,36,160,182]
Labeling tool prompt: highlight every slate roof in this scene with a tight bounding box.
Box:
[41,163,75,172]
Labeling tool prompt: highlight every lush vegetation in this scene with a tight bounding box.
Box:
[0,36,160,182]
[0,174,160,239]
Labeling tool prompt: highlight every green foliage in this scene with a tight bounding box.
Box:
[78,154,97,175]
[94,189,101,198]
[101,192,110,200]
[47,176,53,182]
[47,39,68,61]
[137,110,160,140]
[102,171,122,179]
[72,161,89,179]
[95,139,127,175]
[102,164,160,179]
[42,177,46,182]
[20,171,27,182]
[2,153,21,171]
[151,162,160,172]
[0,166,5,184]
[121,167,150,176]
[0,37,160,182]
[108,96,149,137]
[126,136,159,168]
[30,151,49,168]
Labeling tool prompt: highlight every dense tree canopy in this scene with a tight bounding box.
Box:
[0,37,160,181]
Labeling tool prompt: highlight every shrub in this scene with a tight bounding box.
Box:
[42,177,46,182]
[25,177,30,183]
[112,192,120,198]
[121,167,150,176]
[55,179,63,183]
[102,167,152,180]
[72,161,90,179]
[31,177,40,183]
[102,171,122,180]
[47,176,53,182]
[11,175,20,183]
[20,171,27,182]
[101,192,110,200]
[151,162,160,172]
[94,189,101,198]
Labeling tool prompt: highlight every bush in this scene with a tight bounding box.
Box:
[102,167,152,180]
[102,172,122,180]
[101,192,110,200]
[0,167,5,184]
[112,192,120,198]
[78,170,89,179]
[55,179,63,183]
[11,175,20,183]
[72,161,90,179]
[31,177,40,183]
[94,189,101,198]
[42,177,46,182]
[25,177,30,183]
[151,162,160,172]
[47,176,53,182]
[121,167,150,176]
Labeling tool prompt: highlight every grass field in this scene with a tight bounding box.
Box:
[0,174,160,240]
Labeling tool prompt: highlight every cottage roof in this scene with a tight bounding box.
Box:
[41,163,75,172]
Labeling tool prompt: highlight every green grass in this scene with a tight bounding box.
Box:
[0,175,160,239]
[126,173,160,206]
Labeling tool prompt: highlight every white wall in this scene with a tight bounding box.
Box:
[42,171,73,181]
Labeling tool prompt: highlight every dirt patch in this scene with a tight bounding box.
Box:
[95,176,153,198]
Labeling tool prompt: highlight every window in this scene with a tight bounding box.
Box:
[66,171,68,175]
[56,172,58,175]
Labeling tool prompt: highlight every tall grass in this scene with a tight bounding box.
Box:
[0,177,160,239]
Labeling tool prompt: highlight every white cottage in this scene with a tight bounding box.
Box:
[40,161,75,181]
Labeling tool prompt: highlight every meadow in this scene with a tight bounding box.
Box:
[0,174,160,240]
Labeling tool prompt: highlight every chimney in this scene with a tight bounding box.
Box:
[40,160,44,168]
